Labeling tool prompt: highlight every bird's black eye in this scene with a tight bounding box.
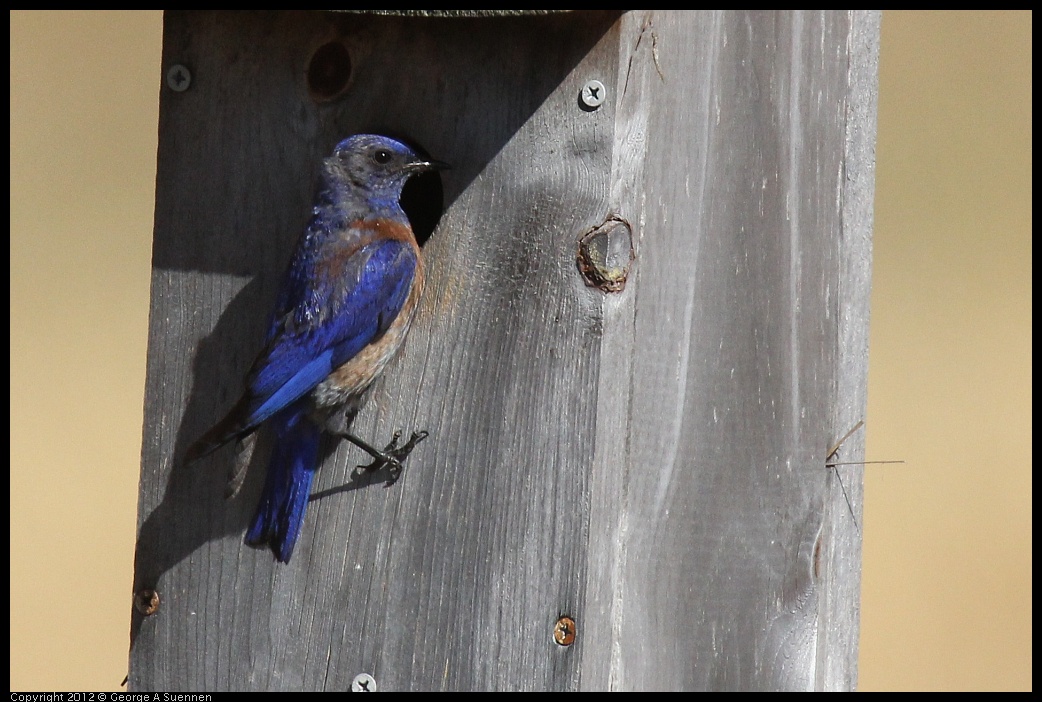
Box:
[373,149,392,165]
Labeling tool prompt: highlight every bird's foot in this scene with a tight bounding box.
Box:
[351,430,429,487]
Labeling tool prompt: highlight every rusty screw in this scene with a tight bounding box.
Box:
[134,588,160,616]
[554,616,576,646]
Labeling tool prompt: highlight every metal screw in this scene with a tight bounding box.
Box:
[554,616,576,646]
[351,673,377,692]
[134,588,160,616]
[166,64,191,92]
[580,79,606,109]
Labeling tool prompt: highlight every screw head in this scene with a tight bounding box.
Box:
[351,673,377,692]
[580,79,606,109]
[166,64,191,92]
[134,589,160,616]
[554,616,576,646]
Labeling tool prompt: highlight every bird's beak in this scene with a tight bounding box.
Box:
[409,158,451,173]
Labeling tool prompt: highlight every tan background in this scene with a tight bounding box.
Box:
[10,11,1031,691]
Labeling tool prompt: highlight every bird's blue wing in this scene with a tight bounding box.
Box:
[241,238,416,428]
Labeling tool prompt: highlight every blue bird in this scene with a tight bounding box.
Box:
[186,134,446,563]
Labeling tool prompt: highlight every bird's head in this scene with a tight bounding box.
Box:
[326,134,448,196]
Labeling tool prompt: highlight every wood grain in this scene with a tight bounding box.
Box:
[133,10,878,691]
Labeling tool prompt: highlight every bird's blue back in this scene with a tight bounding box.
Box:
[244,236,417,429]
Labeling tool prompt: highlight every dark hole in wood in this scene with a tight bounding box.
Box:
[400,164,445,248]
[307,41,352,102]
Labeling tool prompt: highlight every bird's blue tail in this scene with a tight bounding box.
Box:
[244,403,321,563]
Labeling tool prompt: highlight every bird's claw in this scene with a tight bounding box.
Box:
[358,430,429,486]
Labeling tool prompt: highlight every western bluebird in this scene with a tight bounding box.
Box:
[186,134,446,563]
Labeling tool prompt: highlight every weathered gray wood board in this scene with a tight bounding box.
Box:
[132,10,878,691]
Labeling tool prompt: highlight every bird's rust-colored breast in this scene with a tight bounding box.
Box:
[310,216,424,408]
[317,216,419,283]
